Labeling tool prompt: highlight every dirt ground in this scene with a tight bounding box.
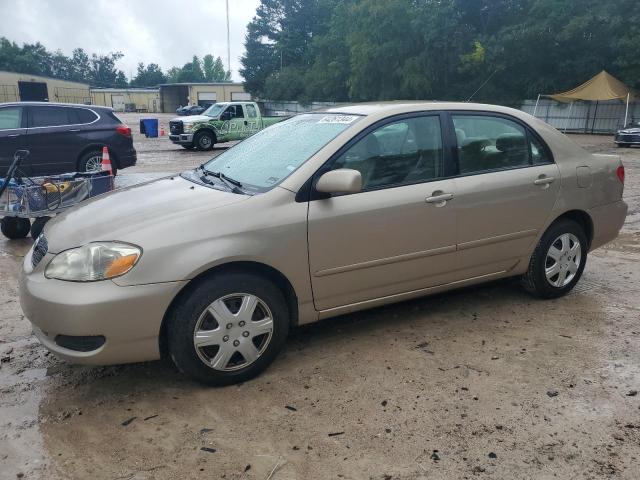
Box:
[1,114,639,480]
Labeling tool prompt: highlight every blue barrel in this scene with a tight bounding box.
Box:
[142,118,158,138]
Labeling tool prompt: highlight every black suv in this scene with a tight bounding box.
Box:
[0,102,136,176]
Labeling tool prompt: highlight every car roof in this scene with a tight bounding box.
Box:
[324,101,526,117]
[0,101,112,111]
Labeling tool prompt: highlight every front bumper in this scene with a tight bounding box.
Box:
[19,248,186,365]
[169,134,194,145]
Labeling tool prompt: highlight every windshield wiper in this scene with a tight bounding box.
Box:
[199,167,245,194]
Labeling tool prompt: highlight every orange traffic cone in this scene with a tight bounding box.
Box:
[101,146,113,174]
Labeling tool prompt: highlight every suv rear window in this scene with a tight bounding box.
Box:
[69,108,98,124]
[30,106,70,127]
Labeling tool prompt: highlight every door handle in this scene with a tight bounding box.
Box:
[533,175,555,186]
[7,133,20,138]
[426,192,454,206]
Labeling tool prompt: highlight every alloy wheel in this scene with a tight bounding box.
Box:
[84,155,103,172]
[545,233,582,288]
[193,293,274,371]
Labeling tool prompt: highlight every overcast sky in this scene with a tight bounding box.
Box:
[0,0,261,81]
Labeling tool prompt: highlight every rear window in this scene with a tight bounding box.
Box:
[0,107,22,130]
[29,106,70,127]
[69,108,98,124]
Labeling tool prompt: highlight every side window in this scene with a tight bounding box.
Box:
[246,104,257,118]
[530,134,551,164]
[232,105,245,119]
[331,115,443,190]
[72,108,98,124]
[0,107,22,130]
[30,107,70,128]
[453,115,529,174]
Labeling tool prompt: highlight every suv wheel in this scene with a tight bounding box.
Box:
[167,272,290,386]
[521,219,587,299]
[78,150,117,175]
[1,217,31,239]
[194,131,215,151]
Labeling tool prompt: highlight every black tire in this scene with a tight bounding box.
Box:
[181,144,195,150]
[521,219,587,299]
[30,216,50,239]
[616,143,629,148]
[1,217,31,239]
[167,272,290,386]
[194,131,215,151]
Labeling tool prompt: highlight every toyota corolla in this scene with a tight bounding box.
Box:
[20,102,627,385]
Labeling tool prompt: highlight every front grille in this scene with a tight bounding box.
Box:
[32,235,48,268]
[617,134,640,142]
[170,120,183,135]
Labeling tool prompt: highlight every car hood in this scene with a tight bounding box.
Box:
[171,115,212,123]
[619,128,640,134]
[44,175,248,253]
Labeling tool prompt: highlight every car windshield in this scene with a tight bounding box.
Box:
[204,103,227,118]
[198,113,361,191]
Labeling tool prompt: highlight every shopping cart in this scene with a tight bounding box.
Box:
[0,150,114,239]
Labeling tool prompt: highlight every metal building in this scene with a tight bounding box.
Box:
[90,88,160,112]
[159,82,250,113]
[0,70,90,104]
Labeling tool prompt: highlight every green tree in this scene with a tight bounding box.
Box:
[131,62,167,87]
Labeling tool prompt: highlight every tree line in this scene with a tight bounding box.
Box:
[240,0,640,104]
[0,37,231,87]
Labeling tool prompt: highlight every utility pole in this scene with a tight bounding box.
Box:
[226,0,231,76]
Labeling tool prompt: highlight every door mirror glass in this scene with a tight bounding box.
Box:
[316,169,362,194]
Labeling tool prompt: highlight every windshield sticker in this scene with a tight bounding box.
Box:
[318,115,358,124]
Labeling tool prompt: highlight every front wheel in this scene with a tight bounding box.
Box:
[167,272,290,386]
[521,219,587,299]
[194,131,215,151]
[1,217,31,239]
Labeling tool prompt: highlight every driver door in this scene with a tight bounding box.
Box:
[307,114,459,311]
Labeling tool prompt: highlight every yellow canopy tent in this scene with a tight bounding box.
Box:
[534,71,636,131]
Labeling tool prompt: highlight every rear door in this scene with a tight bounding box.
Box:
[449,112,560,279]
[0,106,26,176]
[226,104,249,140]
[25,105,77,174]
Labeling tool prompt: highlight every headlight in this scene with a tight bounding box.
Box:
[45,242,141,282]
[183,123,194,133]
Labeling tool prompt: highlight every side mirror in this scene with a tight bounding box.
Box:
[315,169,362,195]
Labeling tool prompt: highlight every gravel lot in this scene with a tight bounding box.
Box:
[1,114,639,479]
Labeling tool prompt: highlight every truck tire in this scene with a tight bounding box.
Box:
[1,217,31,239]
[194,131,215,151]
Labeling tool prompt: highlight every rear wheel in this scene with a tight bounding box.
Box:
[194,131,215,151]
[521,219,587,298]
[78,150,117,175]
[1,217,31,239]
[167,272,290,386]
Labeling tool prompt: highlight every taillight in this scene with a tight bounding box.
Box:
[616,165,625,184]
[116,124,131,138]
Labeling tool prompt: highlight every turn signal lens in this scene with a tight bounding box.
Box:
[104,254,139,278]
[616,165,625,184]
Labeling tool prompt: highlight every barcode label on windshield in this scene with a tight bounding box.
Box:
[318,115,358,124]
